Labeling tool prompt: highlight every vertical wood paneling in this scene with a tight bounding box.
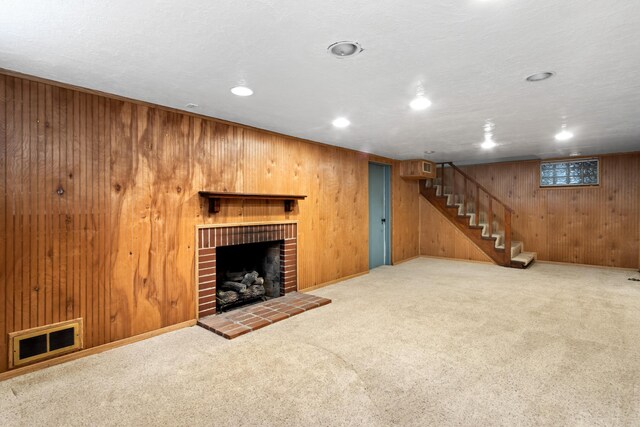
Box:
[16,78,25,333]
[72,91,81,324]
[52,85,61,326]
[420,155,640,268]
[30,81,39,330]
[109,99,135,341]
[419,198,491,262]
[0,72,421,373]
[5,78,14,367]
[44,84,54,328]
[81,92,89,330]
[391,160,420,263]
[64,88,74,321]
[0,74,6,373]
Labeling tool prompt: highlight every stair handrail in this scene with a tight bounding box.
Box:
[441,162,514,213]
[437,162,513,266]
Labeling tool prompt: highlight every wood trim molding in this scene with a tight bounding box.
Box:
[198,192,307,214]
[456,150,640,168]
[537,156,601,190]
[391,255,421,265]
[195,220,298,229]
[420,255,493,265]
[535,260,638,272]
[0,320,196,382]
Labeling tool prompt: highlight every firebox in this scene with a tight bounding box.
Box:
[196,222,298,318]
[215,241,281,311]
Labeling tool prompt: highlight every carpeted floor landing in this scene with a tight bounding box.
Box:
[1,258,639,426]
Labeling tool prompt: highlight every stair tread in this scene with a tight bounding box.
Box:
[512,251,536,263]
[497,241,523,249]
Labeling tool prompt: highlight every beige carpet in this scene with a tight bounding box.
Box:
[1,258,640,426]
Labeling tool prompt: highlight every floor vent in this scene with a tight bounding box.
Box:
[9,319,83,369]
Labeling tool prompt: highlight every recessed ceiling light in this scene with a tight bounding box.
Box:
[327,41,363,58]
[332,117,350,128]
[555,126,574,141]
[481,121,497,149]
[526,72,555,82]
[231,86,253,97]
[424,150,436,155]
[556,122,573,141]
[570,151,582,157]
[481,136,497,149]
[185,103,198,109]
[410,96,432,111]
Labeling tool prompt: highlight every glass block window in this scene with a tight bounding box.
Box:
[540,158,599,187]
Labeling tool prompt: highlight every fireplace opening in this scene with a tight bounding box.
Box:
[216,240,282,312]
[196,223,298,318]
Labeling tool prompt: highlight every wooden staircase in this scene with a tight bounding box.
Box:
[420,162,536,268]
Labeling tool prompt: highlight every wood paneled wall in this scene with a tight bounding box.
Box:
[0,72,419,373]
[391,162,420,263]
[419,153,640,268]
[419,198,491,262]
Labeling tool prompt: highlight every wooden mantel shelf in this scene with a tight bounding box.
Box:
[199,192,307,213]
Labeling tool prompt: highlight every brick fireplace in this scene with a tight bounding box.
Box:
[196,222,298,318]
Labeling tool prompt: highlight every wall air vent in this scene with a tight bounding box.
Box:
[9,319,83,369]
[399,159,436,180]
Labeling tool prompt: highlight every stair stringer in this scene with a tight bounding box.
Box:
[420,181,509,265]
[419,197,493,263]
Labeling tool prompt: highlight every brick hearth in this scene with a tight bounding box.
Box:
[198,292,331,339]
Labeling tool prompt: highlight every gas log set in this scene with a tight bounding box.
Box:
[214,240,282,311]
[216,270,268,310]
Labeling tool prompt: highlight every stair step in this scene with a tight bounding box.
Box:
[466,213,476,226]
[478,223,496,237]
[511,251,536,268]
[511,241,523,258]
[496,241,523,258]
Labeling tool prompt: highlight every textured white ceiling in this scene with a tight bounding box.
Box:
[2,0,640,163]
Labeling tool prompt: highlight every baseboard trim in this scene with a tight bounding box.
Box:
[419,255,638,271]
[392,255,421,265]
[535,260,638,272]
[299,271,369,293]
[419,255,494,265]
[0,319,197,382]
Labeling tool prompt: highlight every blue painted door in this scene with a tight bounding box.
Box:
[369,163,391,269]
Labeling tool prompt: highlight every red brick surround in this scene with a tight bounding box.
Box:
[198,292,331,339]
[196,222,298,318]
